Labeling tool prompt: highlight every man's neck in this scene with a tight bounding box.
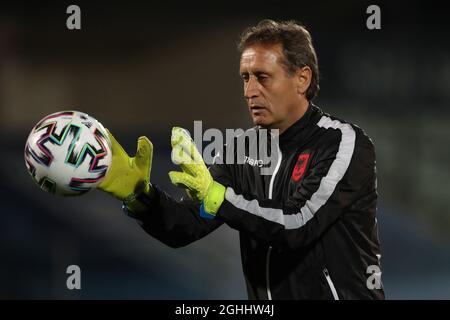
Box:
[275,100,309,135]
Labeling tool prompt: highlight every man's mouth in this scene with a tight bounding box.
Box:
[250,105,266,111]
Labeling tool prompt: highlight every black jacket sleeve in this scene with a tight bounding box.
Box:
[124,162,232,248]
[216,127,377,251]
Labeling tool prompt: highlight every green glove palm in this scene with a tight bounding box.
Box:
[98,129,153,201]
[168,127,225,217]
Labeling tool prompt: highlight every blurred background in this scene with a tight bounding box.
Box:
[1,0,450,299]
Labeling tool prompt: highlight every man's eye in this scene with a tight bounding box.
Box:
[257,76,268,82]
[241,75,249,82]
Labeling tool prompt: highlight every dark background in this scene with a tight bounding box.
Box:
[1,0,450,299]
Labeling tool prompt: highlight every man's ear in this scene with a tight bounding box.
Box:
[296,66,312,96]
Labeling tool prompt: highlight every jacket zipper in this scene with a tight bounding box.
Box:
[266,143,282,300]
[323,268,339,300]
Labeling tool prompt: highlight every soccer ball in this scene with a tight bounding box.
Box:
[24,110,112,196]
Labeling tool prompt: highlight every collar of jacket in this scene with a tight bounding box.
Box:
[278,102,320,146]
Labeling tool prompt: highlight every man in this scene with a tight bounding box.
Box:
[99,20,385,300]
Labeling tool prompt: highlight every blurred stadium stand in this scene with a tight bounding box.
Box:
[1,1,450,299]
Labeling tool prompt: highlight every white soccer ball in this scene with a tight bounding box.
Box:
[24,110,112,196]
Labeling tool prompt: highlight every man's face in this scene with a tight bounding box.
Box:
[239,44,303,130]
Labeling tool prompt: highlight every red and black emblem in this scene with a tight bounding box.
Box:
[292,153,310,182]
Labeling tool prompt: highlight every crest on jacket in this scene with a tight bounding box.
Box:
[292,153,311,182]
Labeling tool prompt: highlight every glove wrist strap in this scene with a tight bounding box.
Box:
[201,181,226,218]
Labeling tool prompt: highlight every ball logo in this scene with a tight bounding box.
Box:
[292,153,310,182]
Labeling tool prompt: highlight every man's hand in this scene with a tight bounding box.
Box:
[98,129,153,201]
[168,127,225,218]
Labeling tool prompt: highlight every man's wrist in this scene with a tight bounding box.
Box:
[123,183,156,218]
[199,202,215,219]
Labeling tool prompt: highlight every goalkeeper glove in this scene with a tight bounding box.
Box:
[98,129,153,202]
[168,127,225,219]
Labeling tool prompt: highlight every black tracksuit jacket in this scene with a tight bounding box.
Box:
[127,103,385,300]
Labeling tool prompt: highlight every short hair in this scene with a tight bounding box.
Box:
[238,19,320,100]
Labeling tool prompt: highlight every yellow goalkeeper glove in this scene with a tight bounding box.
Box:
[98,129,153,201]
[168,127,225,218]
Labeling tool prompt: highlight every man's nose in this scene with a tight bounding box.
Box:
[244,76,260,99]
